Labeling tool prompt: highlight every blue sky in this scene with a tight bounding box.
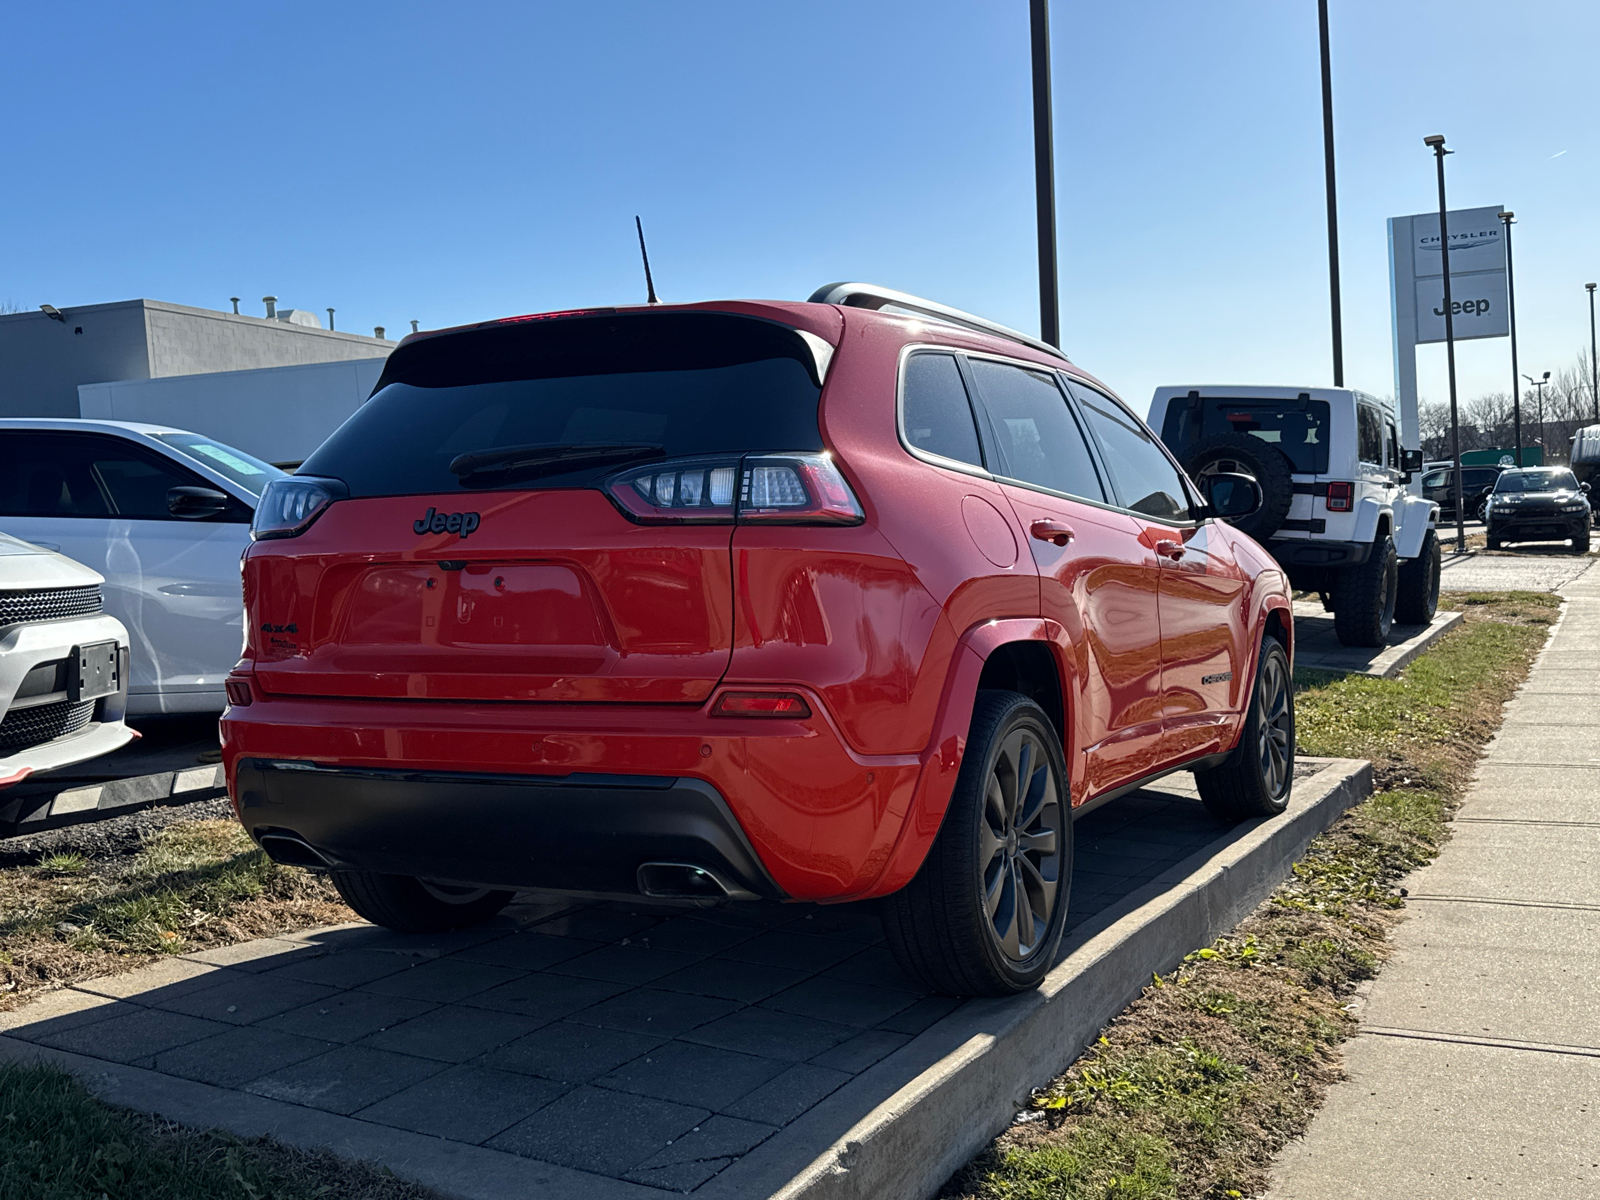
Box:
[4,1,1596,413]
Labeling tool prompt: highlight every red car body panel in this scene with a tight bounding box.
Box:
[222,297,1292,907]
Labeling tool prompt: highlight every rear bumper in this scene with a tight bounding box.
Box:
[234,758,782,900]
[220,688,924,902]
[1266,537,1373,569]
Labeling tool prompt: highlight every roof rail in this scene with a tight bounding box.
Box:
[807,282,1065,361]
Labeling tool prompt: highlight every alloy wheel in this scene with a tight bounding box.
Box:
[978,728,1064,961]
[1256,651,1293,800]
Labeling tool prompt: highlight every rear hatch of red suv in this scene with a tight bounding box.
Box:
[243,308,844,705]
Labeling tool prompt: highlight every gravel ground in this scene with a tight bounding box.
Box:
[0,796,235,871]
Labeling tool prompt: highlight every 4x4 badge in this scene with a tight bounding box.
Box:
[413,507,481,539]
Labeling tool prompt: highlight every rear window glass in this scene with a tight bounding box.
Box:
[301,312,825,498]
[1160,396,1331,475]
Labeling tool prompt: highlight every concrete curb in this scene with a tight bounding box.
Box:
[703,757,1371,1200]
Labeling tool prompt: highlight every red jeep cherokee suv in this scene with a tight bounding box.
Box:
[221,284,1295,997]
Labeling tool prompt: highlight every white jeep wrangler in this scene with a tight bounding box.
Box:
[1150,386,1441,647]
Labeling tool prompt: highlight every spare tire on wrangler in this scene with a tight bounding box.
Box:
[1178,432,1294,542]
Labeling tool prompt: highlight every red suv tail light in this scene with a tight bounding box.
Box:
[711,691,813,718]
[251,477,348,540]
[1325,481,1354,512]
[225,678,254,706]
[606,453,863,526]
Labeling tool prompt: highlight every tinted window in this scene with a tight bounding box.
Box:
[1386,420,1400,470]
[966,360,1105,502]
[1074,384,1192,521]
[153,433,286,497]
[0,433,232,521]
[1160,395,1331,475]
[1421,470,1448,489]
[301,312,825,498]
[1464,469,1499,489]
[901,353,983,466]
[1357,404,1383,465]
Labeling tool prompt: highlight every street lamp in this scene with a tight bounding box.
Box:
[1030,0,1058,349]
[1318,0,1343,385]
[1426,134,1466,552]
[1499,212,1524,466]
[1525,371,1551,462]
[1588,283,1598,423]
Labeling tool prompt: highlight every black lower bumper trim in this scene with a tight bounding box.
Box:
[1268,537,1372,569]
[235,760,784,900]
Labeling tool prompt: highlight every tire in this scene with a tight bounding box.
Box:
[1487,534,1502,551]
[1394,529,1441,625]
[1195,636,1295,821]
[331,871,515,934]
[1177,433,1294,542]
[880,691,1071,997]
[1572,523,1591,554]
[1332,534,1398,648]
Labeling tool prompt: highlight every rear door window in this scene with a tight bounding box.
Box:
[965,360,1105,502]
[1072,384,1193,521]
[1357,403,1384,466]
[900,353,984,467]
[301,312,826,498]
[1160,396,1332,475]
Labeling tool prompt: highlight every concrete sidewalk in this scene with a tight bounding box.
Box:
[1271,558,1600,1199]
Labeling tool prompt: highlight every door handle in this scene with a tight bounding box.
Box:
[1155,539,1185,561]
[1030,519,1075,546]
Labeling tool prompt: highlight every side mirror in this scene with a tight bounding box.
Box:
[167,486,230,519]
[1202,472,1262,521]
[1582,482,1592,494]
[1401,449,1424,472]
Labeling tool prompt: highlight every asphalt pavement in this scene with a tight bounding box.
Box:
[1269,556,1600,1199]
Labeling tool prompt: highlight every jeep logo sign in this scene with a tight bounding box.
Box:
[413,507,481,538]
[1413,272,1509,344]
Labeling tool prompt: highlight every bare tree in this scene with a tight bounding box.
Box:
[0,300,30,315]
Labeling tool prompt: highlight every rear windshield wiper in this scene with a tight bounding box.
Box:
[448,442,665,480]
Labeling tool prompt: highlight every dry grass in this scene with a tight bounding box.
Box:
[0,820,351,1011]
[943,592,1557,1200]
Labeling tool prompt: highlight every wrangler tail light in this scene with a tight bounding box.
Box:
[711,691,813,718]
[605,453,864,526]
[1325,481,1354,512]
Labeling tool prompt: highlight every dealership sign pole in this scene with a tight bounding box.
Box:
[1425,136,1468,554]
[1388,197,1507,525]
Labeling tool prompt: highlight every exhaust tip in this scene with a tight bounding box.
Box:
[257,831,332,870]
[637,862,733,901]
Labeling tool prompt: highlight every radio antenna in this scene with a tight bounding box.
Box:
[635,216,659,304]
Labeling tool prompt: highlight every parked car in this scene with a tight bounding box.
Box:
[0,420,287,714]
[1484,467,1592,552]
[1420,463,1503,520]
[1,533,134,789]
[1148,387,1440,646]
[222,285,1296,998]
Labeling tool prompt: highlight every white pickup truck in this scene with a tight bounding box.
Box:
[1150,386,1441,647]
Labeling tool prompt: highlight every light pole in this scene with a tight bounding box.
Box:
[1588,283,1598,423]
[1426,134,1466,552]
[1318,0,1343,385]
[1525,371,1550,462]
[1499,212,1523,466]
[1030,0,1059,349]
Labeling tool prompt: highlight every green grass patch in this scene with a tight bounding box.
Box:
[0,1061,433,1199]
[948,602,1552,1200]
